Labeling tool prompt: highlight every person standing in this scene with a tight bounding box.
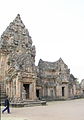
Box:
[2,96,10,114]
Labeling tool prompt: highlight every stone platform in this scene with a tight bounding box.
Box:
[9,100,46,107]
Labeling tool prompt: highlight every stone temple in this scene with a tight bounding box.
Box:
[0,14,83,103]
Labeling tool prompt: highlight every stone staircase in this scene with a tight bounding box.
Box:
[0,81,7,105]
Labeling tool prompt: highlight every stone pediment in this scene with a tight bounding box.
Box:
[38,58,68,71]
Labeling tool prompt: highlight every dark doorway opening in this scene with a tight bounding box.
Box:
[62,87,65,96]
[83,90,84,94]
[23,84,30,99]
[50,90,53,97]
[36,89,39,98]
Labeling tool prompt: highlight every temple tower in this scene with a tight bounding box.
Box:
[0,14,37,101]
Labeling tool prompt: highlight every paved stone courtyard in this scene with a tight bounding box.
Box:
[1,99,84,120]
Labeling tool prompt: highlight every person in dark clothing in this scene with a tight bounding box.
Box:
[2,97,10,114]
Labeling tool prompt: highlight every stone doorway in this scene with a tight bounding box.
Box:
[62,87,65,96]
[50,90,53,97]
[83,90,84,94]
[23,84,30,99]
[36,89,39,98]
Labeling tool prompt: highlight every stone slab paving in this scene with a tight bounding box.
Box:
[1,99,84,120]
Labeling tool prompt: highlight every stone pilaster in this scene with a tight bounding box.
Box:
[16,76,21,98]
[64,85,69,98]
[29,82,36,100]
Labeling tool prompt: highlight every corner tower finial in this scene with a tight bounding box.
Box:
[13,14,24,25]
[17,13,20,16]
[16,14,21,20]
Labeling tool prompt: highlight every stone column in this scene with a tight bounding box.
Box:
[9,82,12,98]
[6,81,11,97]
[29,83,32,99]
[16,76,21,98]
[33,82,36,99]
[53,87,56,97]
[18,81,21,98]
[30,82,36,100]
[70,88,73,96]
[73,84,76,95]
[0,54,9,89]
[56,84,61,97]
[48,87,50,96]
[40,87,43,97]
[10,81,13,98]
[12,79,15,97]
[64,85,69,98]
[42,87,44,97]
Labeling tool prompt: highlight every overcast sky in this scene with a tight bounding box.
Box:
[0,0,84,82]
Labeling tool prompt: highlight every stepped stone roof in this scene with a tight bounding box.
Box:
[38,58,68,71]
